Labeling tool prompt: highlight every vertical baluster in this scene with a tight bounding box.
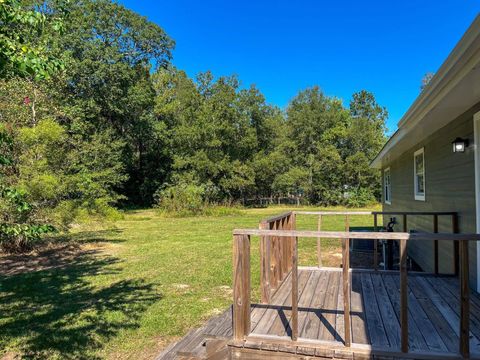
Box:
[342,232,351,347]
[453,214,459,276]
[291,234,298,341]
[317,214,322,268]
[259,222,271,304]
[373,213,378,271]
[433,214,439,275]
[459,239,470,358]
[400,237,408,353]
[233,234,251,341]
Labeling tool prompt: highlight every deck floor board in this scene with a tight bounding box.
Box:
[250,268,480,355]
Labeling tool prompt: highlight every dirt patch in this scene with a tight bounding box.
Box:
[1,352,20,360]
[0,242,107,276]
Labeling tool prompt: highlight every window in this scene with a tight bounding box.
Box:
[384,168,391,204]
[414,148,425,201]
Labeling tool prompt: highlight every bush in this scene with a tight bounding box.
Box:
[154,183,243,217]
[343,188,377,208]
[155,183,206,216]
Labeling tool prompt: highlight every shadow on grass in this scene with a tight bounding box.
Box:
[58,228,126,245]
[0,246,160,359]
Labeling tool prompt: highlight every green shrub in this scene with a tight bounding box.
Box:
[344,188,377,208]
[155,183,206,216]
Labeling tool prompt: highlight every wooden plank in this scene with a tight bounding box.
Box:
[425,276,480,341]
[233,234,251,341]
[261,211,293,224]
[280,218,288,280]
[381,274,428,352]
[291,236,298,340]
[360,273,389,347]
[409,276,459,353]
[404,280,447,352]
[250,273,292,332]
[343,234,351,347]
[296,271,321,337]
[438,276,480,324]
[300,271,331,339]
[318,271,341,342]
[350,272,369,345]
[252,272,293,335]
[233,229,480,242]
[294,211,373,215]
[373,214,378,271]
[270,220,279,290]
[335,269,345,344]
[434,215,439,275]
[267,270,311,337]
[259,222,271,304]
[370,274,401,349]
[372,211,457,216]
[236,337,480,360]
[400,238,408,353]
[317,215,322,268]
[459,240,470,358]
[452,214,459,276]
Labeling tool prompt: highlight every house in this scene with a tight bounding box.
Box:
[371,14,480,290]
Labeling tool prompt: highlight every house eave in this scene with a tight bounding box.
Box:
[371,14,480,169]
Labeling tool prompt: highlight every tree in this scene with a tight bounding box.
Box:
[0,0,67,251]
[0,0,67,79]
[275,87,387,206]
[153,68,283,205]
[49,0,175,205]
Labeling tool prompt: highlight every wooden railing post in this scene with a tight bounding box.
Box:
[317,215,322,268]
[271,220,279,289]
[342,233,351,347]
[280,218,288,279]
[453,214,459,276]
[290,212,298,341]
[233,234,251,341]
[373,213,378,271]
[459,240,470,358]
[291,234,299,341]
[433,214,439,275]
[400,238,408,353]
[259,222,271,304]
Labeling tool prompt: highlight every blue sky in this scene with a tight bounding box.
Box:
[119,0,478,133]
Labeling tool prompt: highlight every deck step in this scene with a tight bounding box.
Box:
[157,309,232,360]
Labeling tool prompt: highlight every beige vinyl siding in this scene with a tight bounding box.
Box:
[382,102,480,289]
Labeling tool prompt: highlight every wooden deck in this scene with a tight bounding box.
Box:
[158,267,480,359]
[238,267,480,359]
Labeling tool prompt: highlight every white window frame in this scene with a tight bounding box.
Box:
[414,147,426,201]
[384,167,391,205]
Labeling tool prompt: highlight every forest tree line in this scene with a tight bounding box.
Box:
[1,0,387,248]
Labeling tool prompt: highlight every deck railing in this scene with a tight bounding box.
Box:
[295,211,459,273]
[232,210,478,358]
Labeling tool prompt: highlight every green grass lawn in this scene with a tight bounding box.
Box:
[0,205,380,359]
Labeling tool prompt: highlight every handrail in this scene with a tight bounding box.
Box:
[291,210,459,274]
[293,210,457,216]
[260,211,293,224]
[233,229,480,241]
[233,226,473,357]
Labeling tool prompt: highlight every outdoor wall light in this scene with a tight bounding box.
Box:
[452,137,469,153]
